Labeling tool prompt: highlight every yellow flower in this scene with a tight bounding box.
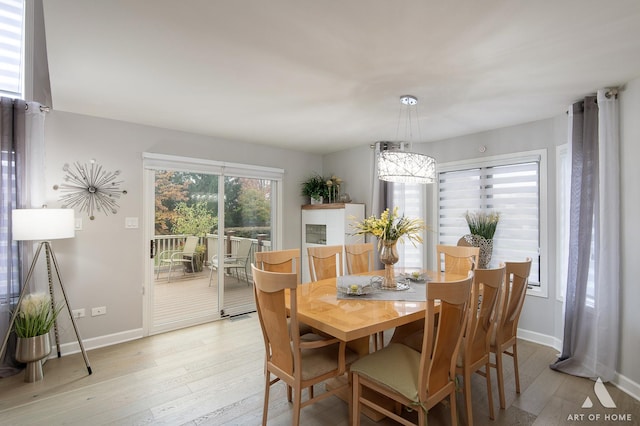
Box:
[351,207,426,249]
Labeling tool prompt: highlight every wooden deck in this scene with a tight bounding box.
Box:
[154,267,255,326]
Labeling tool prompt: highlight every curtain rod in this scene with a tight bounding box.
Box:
[24,103,50,113]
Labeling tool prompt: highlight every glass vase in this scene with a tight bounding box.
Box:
[379,240,399,289]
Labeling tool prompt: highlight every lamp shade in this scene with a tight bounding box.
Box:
[12,209,75,241]
[378,151,436,184]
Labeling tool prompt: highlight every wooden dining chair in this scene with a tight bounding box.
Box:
[456,265,505,426]
[344,242,375,275]
[251,264,358,426]
[437,244,480,275]
[255,249,312,336]
[307,245,343,282]
[345,242,383,350]
[351,276,472,426]
[255,249,301,284]
[489,257,532,409]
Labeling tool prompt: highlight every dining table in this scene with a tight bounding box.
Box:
[288,269,468,355]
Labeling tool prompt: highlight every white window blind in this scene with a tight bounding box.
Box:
[0,0,24,98]
[393,182,425,269]
[438,159,541,284]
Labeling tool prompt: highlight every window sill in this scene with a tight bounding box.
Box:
[527,285,548,299]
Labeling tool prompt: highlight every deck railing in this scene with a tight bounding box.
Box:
[154,233,272,280]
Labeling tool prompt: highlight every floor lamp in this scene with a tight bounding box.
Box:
[0,208,92,375]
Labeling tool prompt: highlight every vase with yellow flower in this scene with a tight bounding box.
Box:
[352,207,425,289]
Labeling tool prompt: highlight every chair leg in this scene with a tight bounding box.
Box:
[293,385,302,426]
[450,389,458,426]
[513,342,521,394]
[287,385,292,402]
[464,369,473,426]
[495,350,506,409]
[485,363,495,420]
[352,373,361,426]
[208,267,215,287]
[167,263,173,282]
[419,404,427,426]
[262,372,271,426]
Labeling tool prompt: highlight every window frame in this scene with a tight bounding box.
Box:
[435,149,548,298]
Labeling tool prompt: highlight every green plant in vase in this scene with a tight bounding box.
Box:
[351,207,425,289]
[13,293,63,382]
[463,210,500,269]
[301,174,328,204]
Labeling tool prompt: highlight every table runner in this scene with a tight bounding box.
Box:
[336,274,429,302]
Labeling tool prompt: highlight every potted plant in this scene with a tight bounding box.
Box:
[301,174,328,204]
[351,207,425,289]
[13,293,63,382]
[463,210,500,269]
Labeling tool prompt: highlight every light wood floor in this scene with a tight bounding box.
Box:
[0,315,638,425]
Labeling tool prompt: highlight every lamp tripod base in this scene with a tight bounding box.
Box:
[0,241,92,379]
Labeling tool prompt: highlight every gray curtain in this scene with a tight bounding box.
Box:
[0,97,26,377]
[551,91,620,382]
[371,143,394,269]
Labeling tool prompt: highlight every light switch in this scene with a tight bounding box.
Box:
[75,218,83,231]
[125,217,139,229]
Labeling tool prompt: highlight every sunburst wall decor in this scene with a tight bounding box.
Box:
[53,159,127,220]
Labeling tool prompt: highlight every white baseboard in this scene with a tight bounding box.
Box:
[517,327,563,352]
[51,328,144,357]
[517,328,640,402]
[613,372,640,402]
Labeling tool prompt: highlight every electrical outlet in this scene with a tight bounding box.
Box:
[91,306,107,316]
[72,308,85,318]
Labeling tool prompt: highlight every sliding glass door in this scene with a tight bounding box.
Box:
[143,154,282,335]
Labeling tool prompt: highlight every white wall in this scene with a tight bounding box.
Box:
[325,81,640,394]
[619,76,640,389]
[43,111,322,345]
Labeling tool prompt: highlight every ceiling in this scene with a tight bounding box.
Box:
[42,1,640,155]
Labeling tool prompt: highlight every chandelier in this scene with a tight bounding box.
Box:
[377,95,436,184]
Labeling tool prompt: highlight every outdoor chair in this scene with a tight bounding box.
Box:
[156,236,199,282]
[209,238,253,286]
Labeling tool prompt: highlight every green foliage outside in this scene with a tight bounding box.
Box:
[172,202,217,236]
[155,171,272,240]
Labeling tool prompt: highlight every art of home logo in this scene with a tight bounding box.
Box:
[566,378,633,422]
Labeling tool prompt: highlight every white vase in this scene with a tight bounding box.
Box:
[310,196,323,205]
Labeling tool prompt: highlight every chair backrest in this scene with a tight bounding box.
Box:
[437,244,480,275]
[344,242,375,275]
[251,264,300,377]
[495,258,532,343]
[235,238,254,264]
[419,276,472,402]
[464,265,505,365]
[182,236,199,254]
[255,249,301,284]
[307,245,343,282]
